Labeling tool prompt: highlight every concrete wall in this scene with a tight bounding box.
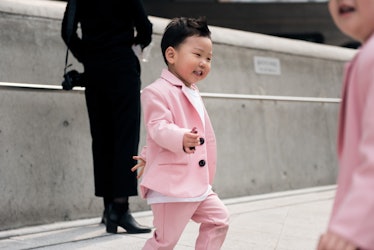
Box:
[143,1,355,47]
[0,0,356,230]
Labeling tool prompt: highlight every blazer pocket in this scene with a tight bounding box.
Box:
[157,151,189,166]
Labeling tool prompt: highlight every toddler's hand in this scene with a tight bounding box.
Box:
[183,127,200,154]
[131,156,146,179]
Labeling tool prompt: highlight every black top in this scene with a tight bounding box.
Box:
[61,0,152,63]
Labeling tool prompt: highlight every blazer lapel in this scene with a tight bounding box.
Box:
[161,68,205,127]
[182,84,205,127]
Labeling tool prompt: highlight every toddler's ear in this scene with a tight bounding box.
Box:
[165,46,176,64]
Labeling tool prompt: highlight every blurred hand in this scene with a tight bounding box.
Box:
[317,231,358,250]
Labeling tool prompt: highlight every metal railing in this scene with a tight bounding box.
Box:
[0,82,341,103]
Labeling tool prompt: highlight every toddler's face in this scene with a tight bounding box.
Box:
[329,0,374,43]
[167,35,212,88]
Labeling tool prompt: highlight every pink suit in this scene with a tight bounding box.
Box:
[328,34,374,250]
[139,69,229,249]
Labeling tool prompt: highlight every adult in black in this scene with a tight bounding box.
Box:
[61,0,152,234]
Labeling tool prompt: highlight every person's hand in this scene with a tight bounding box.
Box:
[317,231,358,250]
[183,128,200,154]
[131,156,146,179]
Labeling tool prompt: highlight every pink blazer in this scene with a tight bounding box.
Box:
[328,34,374,249]
[138,69,217,199]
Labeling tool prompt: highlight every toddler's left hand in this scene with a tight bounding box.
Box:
[183,129,200,154]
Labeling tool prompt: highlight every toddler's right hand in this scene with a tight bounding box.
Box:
[131,156,146,179]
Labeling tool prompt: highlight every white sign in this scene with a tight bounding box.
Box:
[254,56,281,75]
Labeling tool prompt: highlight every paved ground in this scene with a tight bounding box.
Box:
[0,185,335,250]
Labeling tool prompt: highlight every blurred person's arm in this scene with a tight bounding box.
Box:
[132,0,152,49]
[61,0,84,62]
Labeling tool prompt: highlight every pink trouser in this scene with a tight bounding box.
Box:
[143,193,230,250]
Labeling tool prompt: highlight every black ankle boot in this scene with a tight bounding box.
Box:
[101,209,107,225]
[101,197,111,225]
[106,202,152,234]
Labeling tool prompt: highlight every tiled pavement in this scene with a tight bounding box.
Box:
[0,186,335,250]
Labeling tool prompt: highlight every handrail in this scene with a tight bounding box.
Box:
[0,82,341,103]
[201,93,341,103]
[0,82,84,91]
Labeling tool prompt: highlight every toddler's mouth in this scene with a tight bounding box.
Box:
[194,70,203,76]
[339,4,355,15]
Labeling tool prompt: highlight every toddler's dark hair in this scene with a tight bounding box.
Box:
[161,17,211,65]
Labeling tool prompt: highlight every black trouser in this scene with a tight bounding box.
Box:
[84,51,141,199]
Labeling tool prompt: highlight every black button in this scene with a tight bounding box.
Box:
[199,160,206,167]
[199,137,205,145]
